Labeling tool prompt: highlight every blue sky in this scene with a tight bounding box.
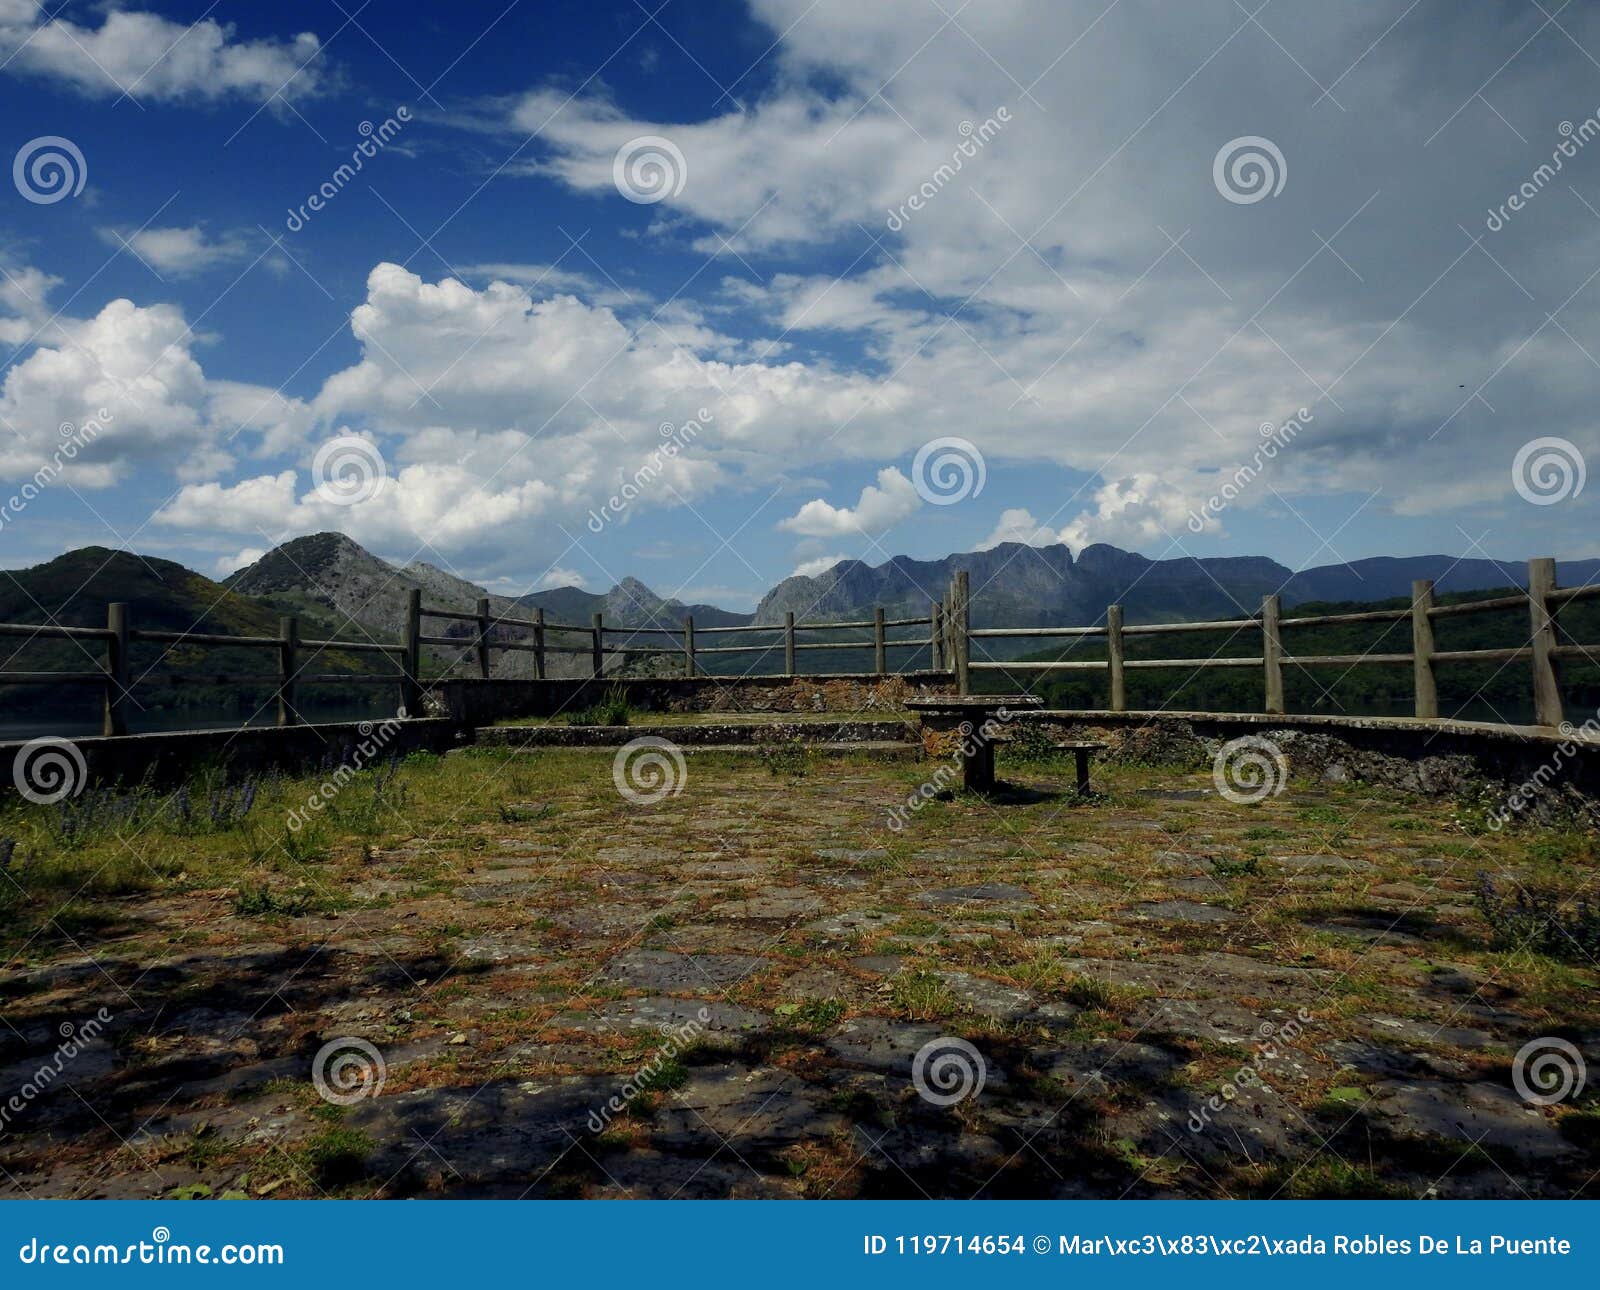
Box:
[2,0,1598,610]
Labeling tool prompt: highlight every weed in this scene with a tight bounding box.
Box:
[758,742,808,777]
[890,969,955,1019]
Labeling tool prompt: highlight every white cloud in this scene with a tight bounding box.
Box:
[216,547,265,577]
[536,567,587,590]
[792,553,848,578]
[1058,474,1201,553]
[778,467,921,537]
[0,4,326,102]
[978,508,1056,550]
[99,226,252,277]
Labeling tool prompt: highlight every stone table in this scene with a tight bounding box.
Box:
[904,695,1043,792]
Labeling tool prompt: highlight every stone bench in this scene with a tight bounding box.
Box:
[1053,740,1107,794]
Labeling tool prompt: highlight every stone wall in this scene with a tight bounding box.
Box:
[1026,710,1600,828]
[423,672,958,727]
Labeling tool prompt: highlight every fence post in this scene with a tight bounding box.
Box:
[1106,604,1126,712]
[874,606,887,674]
[1261,594,1284,715]
[784,611,796,676]
[533,607,546,680]
[277,615,300,727]
[475,597,492,680]
[931,601,944,671]
[684,616,696,677]
[401,589,421,717]
[103,602,129,737]
[1528,557,1564,727]
[591,612,604,679]
[953,570,971,695]
[1411,579,1438,719]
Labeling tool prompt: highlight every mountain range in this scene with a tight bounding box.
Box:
[752,543,1600,627]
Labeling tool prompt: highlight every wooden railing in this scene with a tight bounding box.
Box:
[961,558,1600,729]
[0,607,409,735]
[413,590,942,681]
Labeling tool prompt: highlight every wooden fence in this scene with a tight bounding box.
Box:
[958,558,1600,729]
[0,609,411,736]
[1,558,1595,736]
[413,592,942,682]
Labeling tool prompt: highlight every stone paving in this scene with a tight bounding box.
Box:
[0,743,1596,1199]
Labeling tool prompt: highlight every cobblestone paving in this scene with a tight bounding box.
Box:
[1,745,1596,1199]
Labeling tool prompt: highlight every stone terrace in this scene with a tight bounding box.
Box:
[0,739,1596,1199]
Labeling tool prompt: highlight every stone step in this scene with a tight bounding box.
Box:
[478,739,921,762]
[476,719,916,748]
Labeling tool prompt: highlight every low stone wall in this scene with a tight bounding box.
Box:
[478,718,914,747]
[0,717,460,792]
[1025,710,1600,827]
[423,672,957,728]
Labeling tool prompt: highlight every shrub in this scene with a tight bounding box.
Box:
[1475,873,1600,961]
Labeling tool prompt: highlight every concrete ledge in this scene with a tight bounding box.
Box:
[1030,708,1599,749]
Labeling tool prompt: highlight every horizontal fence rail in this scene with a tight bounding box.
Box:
[3,559,1596,739]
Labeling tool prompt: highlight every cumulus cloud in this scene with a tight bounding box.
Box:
[0,3,326,102]
[98,226,254,277]
[778,467,921,537]
[1058,474,1203,553]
